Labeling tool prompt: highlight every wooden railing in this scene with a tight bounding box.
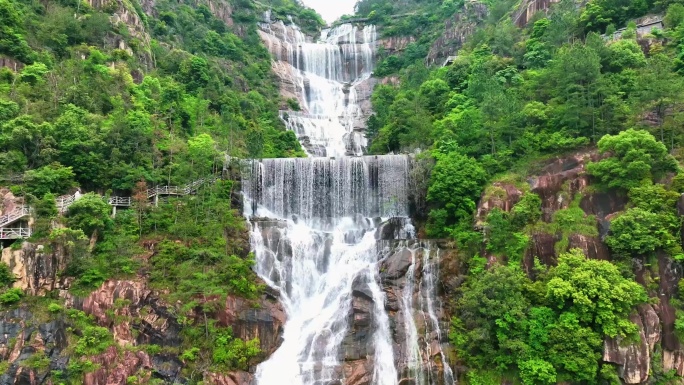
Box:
[0,176,220,239]
[0,206,30,228]
[108,196,132,206]
[0,228,31,239]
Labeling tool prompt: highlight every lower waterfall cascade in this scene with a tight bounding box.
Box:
[243,18,455,385]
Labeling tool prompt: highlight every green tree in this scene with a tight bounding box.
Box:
[450,264,532,370]
[187,133,218,176]
[0,0,33,63]
[427,150,487,236]
[587,129,679,190]
[665,3,684,28]
[605,207,681,258]
[545,249,647,337]
[23,163,76,197]
[66,193,112,238]
[0,262,15,288]
[518,358,557,385]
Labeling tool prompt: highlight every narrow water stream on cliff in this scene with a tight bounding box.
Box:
[243,19,455,385]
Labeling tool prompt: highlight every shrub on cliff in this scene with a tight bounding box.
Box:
[0,262,15,288]
[587,129,679,190]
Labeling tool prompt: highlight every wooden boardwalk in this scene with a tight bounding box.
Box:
[1,176,218,240]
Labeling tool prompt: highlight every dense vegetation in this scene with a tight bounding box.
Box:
[0,0,305,193]
[4,0,684,383]
[0,0,317,381]
[359,0,684,383]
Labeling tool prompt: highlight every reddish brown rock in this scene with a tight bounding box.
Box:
[344,359,372,385]
[219,295,286,356]
[524,232,559,273]
[639,304,662,351]
[567,234,610,260]
[664,349,684,376]
[83,346,152,385]
[531,152,592,221]
[475,183,523,227]
[81,280,153,345]
[0,56,24,71]
[205,371,253,385]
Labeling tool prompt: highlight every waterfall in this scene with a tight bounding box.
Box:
[260,22,377,157]
[246,18,455,385]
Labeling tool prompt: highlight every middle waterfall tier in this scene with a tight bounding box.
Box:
[242,155,411,223]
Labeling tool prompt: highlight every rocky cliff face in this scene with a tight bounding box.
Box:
[257,18,378,128]
[86,0,154,68]
[513,0,560,27]
[1,243,71,296]
[427,2,489,66]
[0,251,285,385]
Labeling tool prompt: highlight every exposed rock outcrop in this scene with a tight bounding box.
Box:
[84,346,152,385]
[205,371,253,385]
[427,2,489,66]
[530,151,595,221]
[475,182,522,227]
[603,305,661,384]
[378,241,455,384]
[2,242,72,296]
[513,0,560,27]
[0,309,68,385]
[0,57,24,72]
[379,36,416,55]
[86,0,154,67]
[220,295,286,357]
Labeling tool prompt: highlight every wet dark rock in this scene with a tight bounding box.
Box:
[380,249,414,280]
[523,232,559,273]
[151,354,186,383]
[221,295,286,357]
[376,217,413,240]
[580,191,628,238]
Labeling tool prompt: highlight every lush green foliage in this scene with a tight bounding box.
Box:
[451,250,647,383]
[606,183,684,259]
[0,0,304,192]
[66,193,113,237]
[426,149,487,237]
[587,129,679,190]
[0,287,23,304]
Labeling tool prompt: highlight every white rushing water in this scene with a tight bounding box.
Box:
[260,21,377,157]
[245,156,409,384]
[245,19,455,385]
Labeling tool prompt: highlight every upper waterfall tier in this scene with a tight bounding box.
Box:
[260,21,376,83]
[242,155,411,223]
[258,21,378,157]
